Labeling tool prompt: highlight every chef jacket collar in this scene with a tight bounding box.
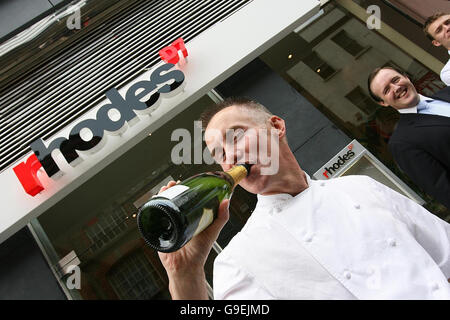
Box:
[256,171,312,208]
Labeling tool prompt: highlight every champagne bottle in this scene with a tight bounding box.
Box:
[137,164,251,252]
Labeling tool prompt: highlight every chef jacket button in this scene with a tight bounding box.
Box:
[431,283,439,291]
[388,238,396,247]
[354,204,361,210]
[344,271,351,280]
[320,182,325,187]
[304,235,313,243]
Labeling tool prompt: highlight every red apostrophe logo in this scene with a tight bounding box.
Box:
[13,154,45,196]
[159,38,188,64]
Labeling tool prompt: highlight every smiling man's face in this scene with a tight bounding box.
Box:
[369,68,420,110]
[427,14,450,49]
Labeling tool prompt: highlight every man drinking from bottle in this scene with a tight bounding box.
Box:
[157,97,450,300]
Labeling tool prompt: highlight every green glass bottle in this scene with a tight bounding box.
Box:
[137,164,251,252]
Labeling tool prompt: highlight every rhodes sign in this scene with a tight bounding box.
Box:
[13,39,188,196]
[313,140,365,180]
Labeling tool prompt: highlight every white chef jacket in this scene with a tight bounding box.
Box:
[213,174,450,300]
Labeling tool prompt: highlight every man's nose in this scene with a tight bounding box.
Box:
[223,145,238,166]
[394,84,403,94]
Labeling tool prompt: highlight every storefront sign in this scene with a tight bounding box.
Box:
[314,140,365,180]
[321,146,356,179]
[14,59,186,196]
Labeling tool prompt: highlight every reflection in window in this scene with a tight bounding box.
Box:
[302,51,336,80]
[345,86,380,116]
[107,249,164,300]
[331,30,365,56]
[85,207,129,253]
[259,1,450,220]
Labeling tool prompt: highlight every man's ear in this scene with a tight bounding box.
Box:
[377,100,389,107]
[432,39,442,47]
[269,116,286,139]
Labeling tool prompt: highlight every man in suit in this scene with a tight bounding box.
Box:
[368,66,450,208]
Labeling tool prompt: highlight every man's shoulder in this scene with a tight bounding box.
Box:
[314,175,380,195]
[321,174,375,186]
[391,113,450,139]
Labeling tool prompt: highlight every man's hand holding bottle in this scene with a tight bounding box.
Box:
[156,180,230,300]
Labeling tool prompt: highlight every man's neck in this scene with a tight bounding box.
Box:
[396,94,421,113]
[260,147,308,197]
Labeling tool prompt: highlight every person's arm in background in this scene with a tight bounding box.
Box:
[441,58,450,86]
[157,181,230,300]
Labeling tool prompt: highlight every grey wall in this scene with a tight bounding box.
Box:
[0,227,66,300]
[215,58,351,176]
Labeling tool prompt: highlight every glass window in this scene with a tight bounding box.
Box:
[331,30,365,56]
[345,86,380,116]
[259,2,449,219]
[302,51,337,80]
[107,249,163,300]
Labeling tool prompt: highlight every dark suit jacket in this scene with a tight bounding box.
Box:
[388,87,450,208]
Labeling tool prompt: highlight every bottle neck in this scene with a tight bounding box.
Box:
[225,165,248,188]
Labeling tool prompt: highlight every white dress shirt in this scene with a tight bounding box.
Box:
[213,174,450,299]
[440,51,450,86]
[397,94,450,117]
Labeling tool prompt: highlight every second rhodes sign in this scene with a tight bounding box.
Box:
[14,39,188,196]
[313,140,365,180]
